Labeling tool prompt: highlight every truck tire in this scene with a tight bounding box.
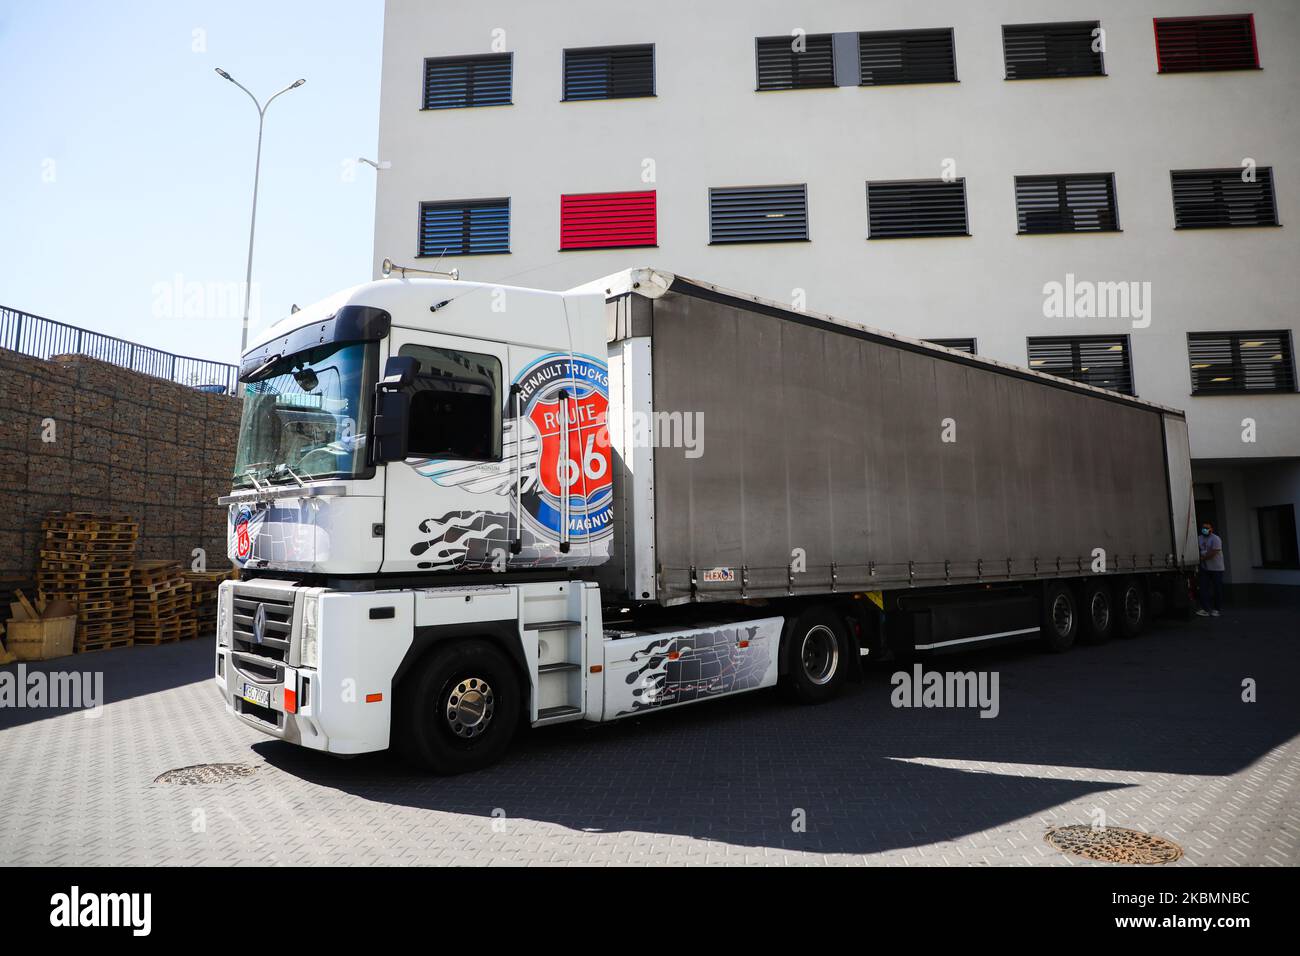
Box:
[1080,580,1115,644]
[1115,579,1147,638]
[397,640,520,775]
[781,607,848,704]
[1040,581,1078,653]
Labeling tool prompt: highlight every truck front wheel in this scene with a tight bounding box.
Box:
[398,640,521,774]
[781,607,847,704]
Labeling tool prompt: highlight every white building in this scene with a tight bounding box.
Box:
[375,0,1300,595]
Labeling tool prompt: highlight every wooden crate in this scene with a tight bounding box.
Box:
[6,615,76,661]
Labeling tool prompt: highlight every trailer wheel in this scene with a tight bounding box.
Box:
[1080,581,1115,644]
[782,607,847,704]
[1115,580,1147,639]
[1040,582,1078,653]
[397,640,520,775]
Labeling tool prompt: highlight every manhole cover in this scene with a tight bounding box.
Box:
[154,763,258,785]
[1045,825,1183,865]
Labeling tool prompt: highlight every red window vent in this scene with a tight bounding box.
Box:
[1155,14,1259,73]
[560,190,657,250]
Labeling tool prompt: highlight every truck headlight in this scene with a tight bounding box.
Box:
[300,593,320,669]
[217,587,231,647]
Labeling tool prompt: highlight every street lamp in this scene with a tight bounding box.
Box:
[356,157,391,170]
[215,68,306,355]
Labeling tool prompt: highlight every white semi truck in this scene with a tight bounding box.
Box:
[215,266,1198,773]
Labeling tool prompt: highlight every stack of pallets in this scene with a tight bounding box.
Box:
[132,561,196,644]
[182,569,234,638]
[38,512,138,653]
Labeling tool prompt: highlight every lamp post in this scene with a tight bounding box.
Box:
[215,68,305,355]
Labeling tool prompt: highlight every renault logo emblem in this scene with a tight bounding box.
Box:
[252,603,267,644]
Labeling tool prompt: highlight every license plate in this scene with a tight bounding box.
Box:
[241,682,270,708]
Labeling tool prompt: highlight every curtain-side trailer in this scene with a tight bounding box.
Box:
[214,267,1197,773]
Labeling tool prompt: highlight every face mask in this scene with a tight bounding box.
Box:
[1200,528,1209,535]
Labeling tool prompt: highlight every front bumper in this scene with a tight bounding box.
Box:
[214,580,415,755]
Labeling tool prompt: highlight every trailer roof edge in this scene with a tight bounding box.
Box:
[645,271,1187,419]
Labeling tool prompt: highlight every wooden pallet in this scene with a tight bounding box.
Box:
[80,605,134,624]
[133,617,186,641]
[41,584,133,601]
[41,539,138,555]
[76,636,135,654]
[43,511,139,532]
[39,574,134,590]
[78,619,134,641]
[38,552,135,570]
[132,633,180,646]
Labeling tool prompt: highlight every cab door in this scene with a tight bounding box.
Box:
[381,328,514,573]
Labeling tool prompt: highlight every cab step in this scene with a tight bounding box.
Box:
[536,705,583,724]
[538,661,581,673]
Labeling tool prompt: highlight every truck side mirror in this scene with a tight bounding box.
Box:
[373,390,411,462]
[372,356,420,463]
[380,355,419,388]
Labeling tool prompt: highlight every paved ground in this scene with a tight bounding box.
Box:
[1,605,1296,866]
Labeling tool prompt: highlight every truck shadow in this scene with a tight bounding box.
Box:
[252,609,1299,857]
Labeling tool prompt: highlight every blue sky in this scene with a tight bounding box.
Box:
[0,0,384,366]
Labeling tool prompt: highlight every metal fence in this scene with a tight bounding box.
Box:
[0,306,238,394]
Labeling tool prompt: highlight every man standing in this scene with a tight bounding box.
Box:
[1196,521,1225,617]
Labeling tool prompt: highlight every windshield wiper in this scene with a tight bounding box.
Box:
[245,471,268,494]
[240,353,282,383]
[268,463,308,488]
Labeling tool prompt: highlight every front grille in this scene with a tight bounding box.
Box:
[231,586,295,663]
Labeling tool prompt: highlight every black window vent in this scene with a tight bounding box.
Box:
[1027,335,1134,395]
[859,28,957,86]
[756,34,835,90]
[925,338,977,355]
[1016,174,1119,234]
[423,54,513,110]
[708,185,809,244]
[418,199,510,256]
[1188,331,1296,395]
[563,44,655,101]
[1003,21,1105,79]
[867,179,969,239]
[1172,167,1279,229]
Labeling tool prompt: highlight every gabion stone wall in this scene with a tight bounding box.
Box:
[0,348,240,581]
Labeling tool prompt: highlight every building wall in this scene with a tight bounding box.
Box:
[375,0,1300,584]
[0,348,238,583]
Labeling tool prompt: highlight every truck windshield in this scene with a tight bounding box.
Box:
[231,341,377,488]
